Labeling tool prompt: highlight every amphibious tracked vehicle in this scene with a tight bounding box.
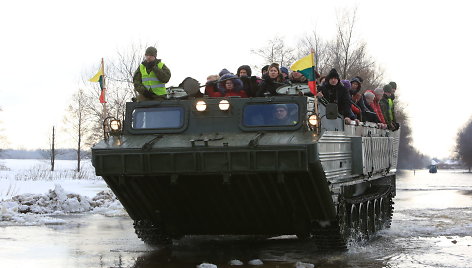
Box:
[92,84,399,249]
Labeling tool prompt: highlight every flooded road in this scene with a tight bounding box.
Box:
[1,170,471,267]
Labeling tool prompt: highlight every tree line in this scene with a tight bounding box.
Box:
[456,118,472,172]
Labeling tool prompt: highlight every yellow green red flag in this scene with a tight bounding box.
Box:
[89,59,106,103]
[290,53,317,94]
[89,63,104,82]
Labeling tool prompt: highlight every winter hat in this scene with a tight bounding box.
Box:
[383,84,393,93]
[350,77,361,85]
[354,76,364,83]
[219,68,230,77]
[280,67,289,76]
[389,81,397,89]
[217,73,243,94]
[237,65,252,77]
[341,80,351,90]
[326,68,340,81]
[145,46,157,57]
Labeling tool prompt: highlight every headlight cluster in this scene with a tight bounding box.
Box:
[195,100,231,111]
[308,114,319,126]
[103,117,122,140]
[196,100,207,111]
[110,119,121,132]
[218,100,230,110]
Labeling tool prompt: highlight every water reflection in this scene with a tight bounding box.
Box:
[130,236,391,268]
[1,170,472,267]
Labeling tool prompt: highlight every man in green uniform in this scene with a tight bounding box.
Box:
[380,83,398,130]
[133,46,171,101]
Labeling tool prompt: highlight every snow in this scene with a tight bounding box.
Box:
[295,262,315,268]
[197,263,218,268]
[229,259,244,266]
[0,159,125,226]
[248,259,264,265]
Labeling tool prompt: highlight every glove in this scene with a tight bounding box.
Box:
[148,59,157,68]
[142,89,155,99]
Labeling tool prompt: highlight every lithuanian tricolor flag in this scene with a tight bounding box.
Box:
[89,59,106,103]
[290,53,317,95]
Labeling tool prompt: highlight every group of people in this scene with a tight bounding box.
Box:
[203,63,307,98]
[317,68,399,130]
[133,46,399,131]
[203,64,398,130]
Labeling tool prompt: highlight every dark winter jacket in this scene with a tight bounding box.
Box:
[350,92,368,121]
[318,82,356,120]
[239,76,261,97]
[380,94,397,128]
[133,59,171,101]
[256,74,288,97]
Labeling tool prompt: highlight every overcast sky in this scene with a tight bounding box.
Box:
[1,0,471,158]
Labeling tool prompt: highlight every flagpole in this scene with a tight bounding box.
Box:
[101,57,107,122]
[310,49,319,117]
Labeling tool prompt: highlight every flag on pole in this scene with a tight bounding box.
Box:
[89,59,106,103]
[290,52,317,95]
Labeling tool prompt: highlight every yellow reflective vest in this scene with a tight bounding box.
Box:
[140,62,166,95]
[388,98,394,121]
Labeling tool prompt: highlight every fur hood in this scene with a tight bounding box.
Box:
[237,65,252,77]
[217,73,244,94]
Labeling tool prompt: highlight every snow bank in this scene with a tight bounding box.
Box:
[229,259,243,266]
[248,259,264,265]
[197,263,217,268]
[0,184,125,226]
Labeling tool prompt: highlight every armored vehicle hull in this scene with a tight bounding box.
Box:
[92,96,399,249]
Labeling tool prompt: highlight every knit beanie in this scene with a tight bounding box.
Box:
[145,46,157,57]
[341,80,351,90]
[326,68,340,81]
[280,67,289,76]
[389,81,397,89]
[219,68,230,77]
[383,84,393,93]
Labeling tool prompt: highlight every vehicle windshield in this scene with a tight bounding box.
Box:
[132,106,184,129]
[243,103,299,127]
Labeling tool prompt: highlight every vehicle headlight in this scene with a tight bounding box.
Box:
[110,119,121,131]
[308,114,318,126]
[218,100,230,111]
[196,100,207,111]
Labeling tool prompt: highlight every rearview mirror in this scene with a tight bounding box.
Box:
[326,103,339,120]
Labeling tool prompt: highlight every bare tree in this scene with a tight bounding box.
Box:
[0,107,7,154]
[40,126,63,171]
[81,43,154,147]
[109,42,156,92]
[298,29,331,76]
[64,88,89,172]
[327,7,383,88]
[251,37,298,70]
[456,117,472,172]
